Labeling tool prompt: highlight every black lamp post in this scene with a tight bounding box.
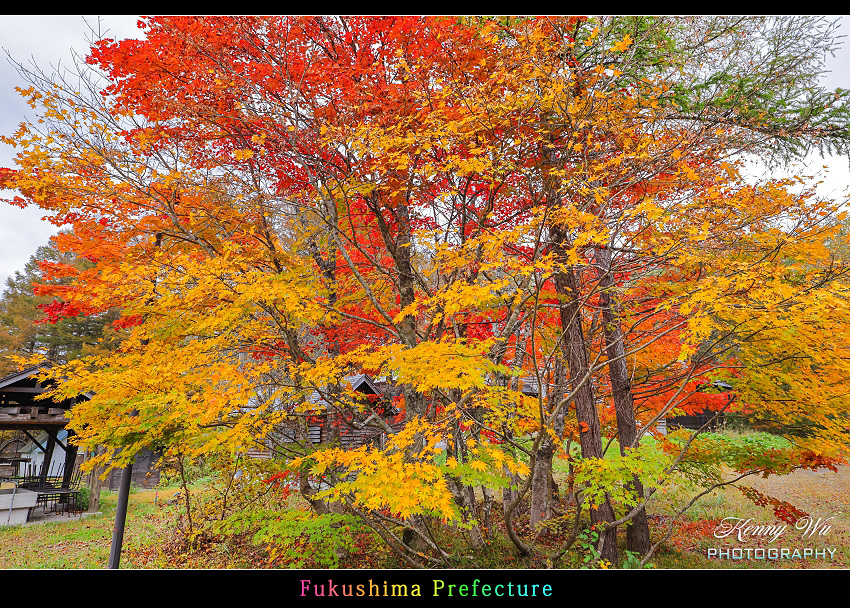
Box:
[108,409,139,569]
[107,460,134,569]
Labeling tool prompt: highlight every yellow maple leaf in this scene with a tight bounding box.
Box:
[611,34,633,52]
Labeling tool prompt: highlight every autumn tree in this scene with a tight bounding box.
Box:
[0,238,119,375]
[2,16,848,568]
[471,15,850,561]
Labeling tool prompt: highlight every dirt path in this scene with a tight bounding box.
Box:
[741,464,849,527]
[651,464,849,568]
[719,464,849,568]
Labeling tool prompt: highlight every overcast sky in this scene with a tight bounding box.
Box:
[0,16,143,287]
[1,16,849,288]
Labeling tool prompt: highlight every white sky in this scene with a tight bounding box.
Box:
[0,16,143,286]
[1,16,849,287]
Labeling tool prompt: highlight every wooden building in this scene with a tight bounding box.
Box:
[663,381,733,432]
[0,364,160,492]
[0,364,81,488]
[315,374,404,449]
[249,374,404,458]
[99,448,162,490]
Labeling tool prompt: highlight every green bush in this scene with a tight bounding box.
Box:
[216,510,370,568]
[75,485,90,511]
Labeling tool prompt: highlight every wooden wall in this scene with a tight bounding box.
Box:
[104,448,162,491]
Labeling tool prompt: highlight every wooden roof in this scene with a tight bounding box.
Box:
[304,374,401,415]
[0,364,83,430]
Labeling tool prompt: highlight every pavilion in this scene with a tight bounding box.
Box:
[0,363,83,488]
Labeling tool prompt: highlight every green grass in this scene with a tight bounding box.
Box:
[0,487,180,569]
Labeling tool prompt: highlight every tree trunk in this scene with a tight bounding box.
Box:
[595,246,652,555]
[596,248,652,555]
[87,445,105,513]
[481,485,494,536]
[502,324,528,516]
[554,259,619,565]
[529,440,555,530]
[502,464,520,517]
[529,359,566,530]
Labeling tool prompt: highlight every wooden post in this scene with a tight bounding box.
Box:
[61,429,78,488]
[39,428,57,482]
